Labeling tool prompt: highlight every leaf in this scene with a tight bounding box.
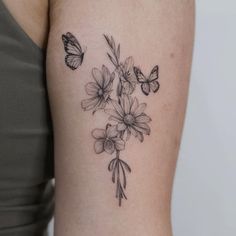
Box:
[103,34,111,47]
[116,80,122,97]
[117,44,120,59]
[111,36,115,49]
[107,53,117,66]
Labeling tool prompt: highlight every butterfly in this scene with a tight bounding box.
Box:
[134,65,160,96]
[62,32,85,70]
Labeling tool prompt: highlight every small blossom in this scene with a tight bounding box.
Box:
[106,95,151,142]
[92,125,125,154]
[118,57,137,95]
[81,65,115,113]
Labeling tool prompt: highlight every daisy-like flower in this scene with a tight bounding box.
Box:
[118,57,137,95]
[81,65,115,113]
[106,95,151,142]
[92,124,125,154]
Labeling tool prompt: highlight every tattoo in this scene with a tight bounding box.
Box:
[62,32,85,70]
[81,34,160,206]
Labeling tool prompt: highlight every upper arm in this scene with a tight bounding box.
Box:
[46,1,194,235]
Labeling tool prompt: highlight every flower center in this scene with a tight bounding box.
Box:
[97,88,104,97]
[123,114,135,125]
[104,139,114,149]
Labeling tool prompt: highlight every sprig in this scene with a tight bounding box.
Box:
[82,34,158,206]
[103,34,120,67]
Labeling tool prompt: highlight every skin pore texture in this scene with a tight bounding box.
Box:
[47,1,195,235]
[3,0,195,235]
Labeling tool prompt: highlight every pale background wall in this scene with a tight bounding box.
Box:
[49,1,236,235]
[172,0,236,235]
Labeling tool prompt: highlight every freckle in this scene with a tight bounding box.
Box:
[170,53,175,58]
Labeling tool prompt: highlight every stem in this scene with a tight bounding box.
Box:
[105,35,133,206]
[108,149,131,206]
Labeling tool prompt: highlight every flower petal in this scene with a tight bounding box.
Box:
[136,131,144,142]
[113,138,125,151]
[102,65,111,88]
[104,140,115,154]
[109,116,123,122]
[92,98,107,113]
[85,82,99,96]
[122,95,131,114]
[94,140,104,154]
[81,97,100,111]
[111,100,125,117]
[125,129,131,141]
[133,103,147,116]
[92,68,104,87]
[106,125,119,138]
[124,56,134,71]
[110,72,115,81]
[92,129,106,139]
[129,126,138,137]
[117,122,127,131]
[135,114,152,123]
[105,109,122,119]
[122,81,135,95]
[134,122,151,135]
[130,97,139,114]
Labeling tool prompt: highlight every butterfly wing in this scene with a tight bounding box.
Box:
[62,32,83,55]
[148,65,159,82]
[134,67,147,83]
[149,80,160,93]
[141,82,150,96]
[147,65,160,93]
[134,67,151,95]
[65,53,84,70]
[62,32,85,70]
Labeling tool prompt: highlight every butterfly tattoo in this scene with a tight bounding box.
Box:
[134,65,160,96]
[62,32,86,70]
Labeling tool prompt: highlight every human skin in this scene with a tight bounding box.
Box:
[44,0,195,235]
[2,0,49,49]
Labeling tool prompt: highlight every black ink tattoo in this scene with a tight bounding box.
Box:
[134,66,159,96]
[81,34,160,206]
[62,32,85,70]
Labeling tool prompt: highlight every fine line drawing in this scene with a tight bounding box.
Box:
[81,34,160,206]
[62,32,85,70]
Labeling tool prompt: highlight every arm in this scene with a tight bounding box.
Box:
[46,0,195,235]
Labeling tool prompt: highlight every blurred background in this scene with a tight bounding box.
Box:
[172,0,236,235]
[49,0,236,235]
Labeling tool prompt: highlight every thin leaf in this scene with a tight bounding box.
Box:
[111,36,115,50]
[103,34,112,48]
[117,44,120,59]
[107,53,117,67]
[116,81,122,97]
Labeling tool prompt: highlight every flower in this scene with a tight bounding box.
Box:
[106,95,151,142]
[81,65,115,112]
[118,57,137,95]
[92,125,125,154]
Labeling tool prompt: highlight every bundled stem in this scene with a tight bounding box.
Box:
[104,34,134,206]
[108,151,131,206]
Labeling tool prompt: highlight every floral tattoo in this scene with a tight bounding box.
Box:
[81,35,160,206]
